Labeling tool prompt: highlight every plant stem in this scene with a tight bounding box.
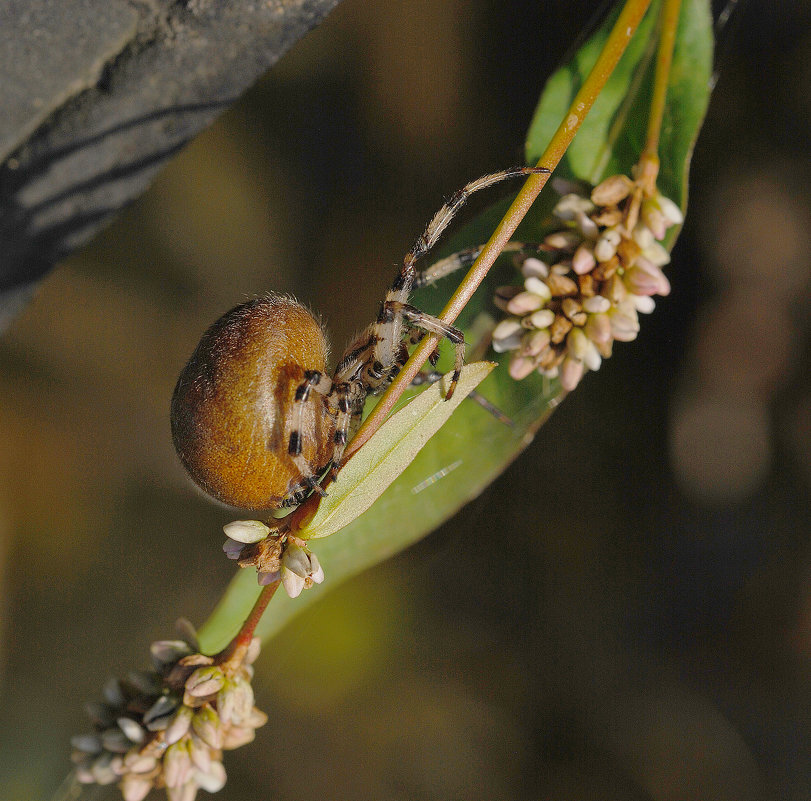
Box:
[344,0,653,461]
[639,0,682,191]
[215,579,280,664]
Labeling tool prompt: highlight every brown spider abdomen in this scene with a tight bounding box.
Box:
[171,294,336,510]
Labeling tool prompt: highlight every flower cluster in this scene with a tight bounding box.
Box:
[492,172,683,390]
[71,621,267,801]
[223,520,325,598]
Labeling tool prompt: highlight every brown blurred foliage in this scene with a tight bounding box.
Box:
[0,0,809,799]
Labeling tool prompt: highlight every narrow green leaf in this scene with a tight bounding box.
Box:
[300,362,495,540]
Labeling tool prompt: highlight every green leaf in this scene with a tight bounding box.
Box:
[300,362,495,540]
[526,0,713,208]
[197,0,714,654]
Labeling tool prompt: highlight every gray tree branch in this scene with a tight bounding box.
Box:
[0,0,342,328]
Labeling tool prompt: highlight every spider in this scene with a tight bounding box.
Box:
[171,165,548,511]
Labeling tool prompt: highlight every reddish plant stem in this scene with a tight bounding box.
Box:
[215,579,280,665]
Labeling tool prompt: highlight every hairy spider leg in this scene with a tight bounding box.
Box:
[326,380,365,475]
[367,167,549,397]
[284,369,333,503]
[322,167,548,478]
[413,241,532,289]
[411,369,516,428]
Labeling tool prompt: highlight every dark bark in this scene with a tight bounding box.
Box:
[0,0,342,328]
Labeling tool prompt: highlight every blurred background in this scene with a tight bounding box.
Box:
[0,0,809,798]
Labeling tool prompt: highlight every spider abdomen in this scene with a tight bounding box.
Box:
[171,294,336,510]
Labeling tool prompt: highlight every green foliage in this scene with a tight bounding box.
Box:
[527,0,713,207]
[197,0,713,654]
[300,362,495,541]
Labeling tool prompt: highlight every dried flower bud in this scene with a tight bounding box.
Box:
[506,291,545,315]
[591,174,634,206]
[545,273,579,297]
[549,315,573,344]
[561,298,586,326]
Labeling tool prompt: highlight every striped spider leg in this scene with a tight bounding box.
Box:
[288,166,548,487]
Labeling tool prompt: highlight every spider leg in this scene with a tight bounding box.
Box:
[285,370,333,501]
[384,301,466,399]
[367,168,548,395]
[400,166,548,283]
[411,369,516,428]
[413,241,532,289]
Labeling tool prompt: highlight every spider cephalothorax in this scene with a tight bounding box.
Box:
[171,166,547,511]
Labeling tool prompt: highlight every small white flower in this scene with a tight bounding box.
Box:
[553,193,595,221]
[281,543,325,599]
[583,342,602,372]
[560,357,584,391]
[641,240,671,267]
[506,291,545,315]
[223,520,271,544]
[582,295,611,314]
[594,227,622,262]
[631,222,655,249]
[632,294,656,314]
[653,193,684,225]
[508,354,536,381]
[523,275,552,301]
[566,327,589,360]
[521,257,549,278]
[528,309,555,329]
[572,241,596,274]
[194,761,227,793]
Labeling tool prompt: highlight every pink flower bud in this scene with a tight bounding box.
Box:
[560,357,584,391]
[509,354,536,380]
